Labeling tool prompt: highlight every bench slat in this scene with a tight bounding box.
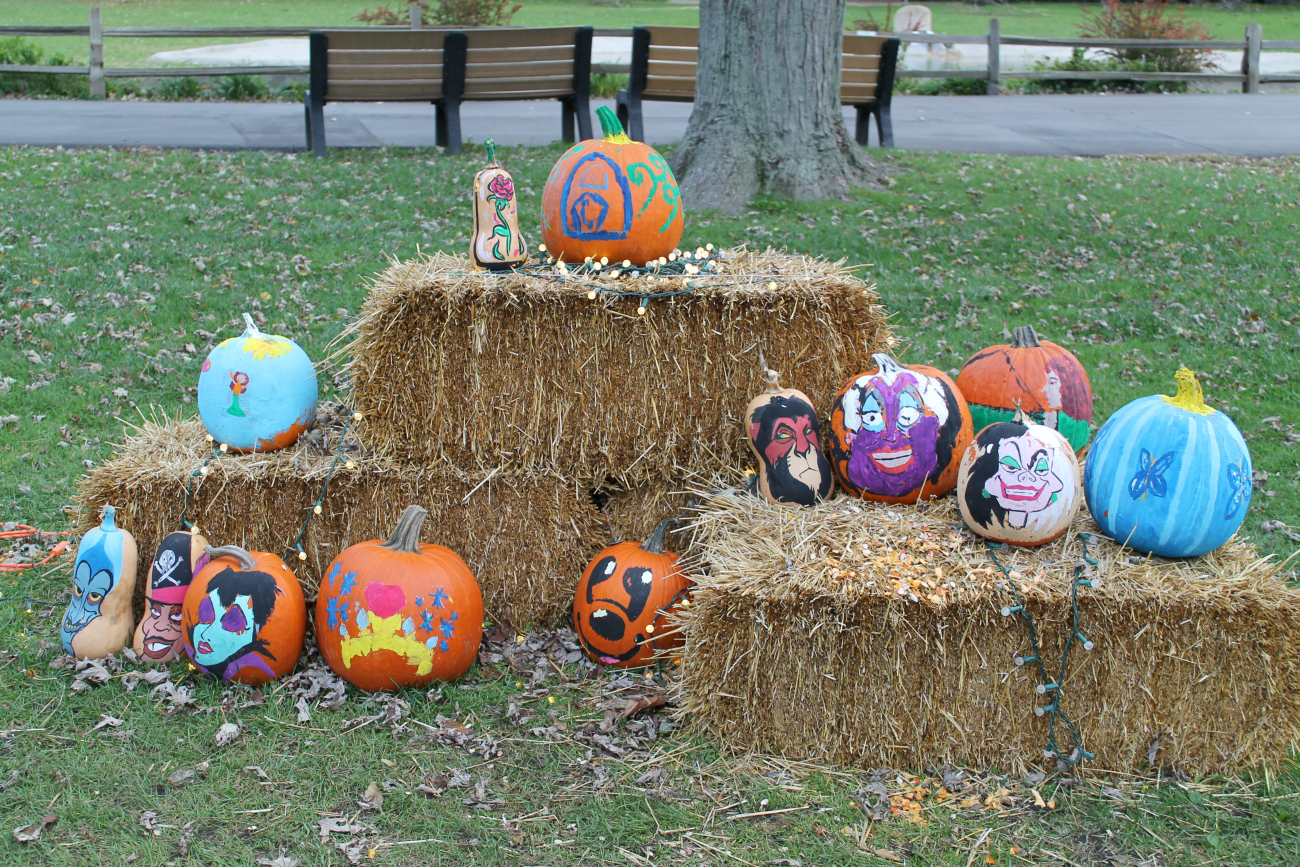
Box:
[463,76,574,95]
[643,26,701,48]
[328,49,444,65]
[465,45,574,63]
[321,30,451,50]
[647,60,698,77]
[648,45,697,63]
[463,26,582,49]
[841,69,880,85]
[326,82,443,100]
[643,79,697,98]
[843,35,889,53]
[330,69,443,84]
[465,59,574,79]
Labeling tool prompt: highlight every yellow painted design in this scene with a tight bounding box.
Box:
[1161,366,1214,415]
[340,611,433,675]
[241,335,292,361]
[216,337,238,349]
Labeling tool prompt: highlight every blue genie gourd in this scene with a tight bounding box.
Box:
[197,313,318,452]
[1084,367,1252,558]
[62,505,138,659]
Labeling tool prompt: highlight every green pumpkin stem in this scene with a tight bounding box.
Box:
[380,505,429,554]
[641,517,677,556]
[596,106,632,144]
[1009,325,1042,349]
[205,544,257,570]
[484,138,498,167]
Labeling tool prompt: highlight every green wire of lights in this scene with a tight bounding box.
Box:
[283,410,363,566]
[178,441,226,535]
[988,533,1099,766]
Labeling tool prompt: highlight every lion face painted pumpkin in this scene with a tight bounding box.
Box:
[744,369,833,506]
[829,354,973,504]
[572,519,689,668]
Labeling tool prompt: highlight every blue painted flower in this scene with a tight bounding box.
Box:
[415,596,423,607]
[430,588,448,610]
[326,597,347,630]
[420,609,434,633]
[1224,461,1251,519]
[439,639,449,653]
[439,613,458,641]
[1128,449,1176,500]
[339,570,358,595]
[326,561,341,588]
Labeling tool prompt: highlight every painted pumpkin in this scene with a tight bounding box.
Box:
[829,354,973,504]
[540,106,683,267]
[182,545,306,685]
[197,313,318,453]
[1084,367,1252,559]
[956,325,1094,453]
[744,369,833,506]
[470,139,528,271]
[573,519,690,668]
[61,505,138,659]
[133,529,210,664]
[316,505,484,692]
[957,409,1082,547]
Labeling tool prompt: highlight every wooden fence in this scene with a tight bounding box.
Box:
[2,9,1298,98]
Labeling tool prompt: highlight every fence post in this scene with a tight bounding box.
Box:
[410,3,422,30]
[1243,23,1262,94]
[987,18,1000,95]
[88,6,105,99]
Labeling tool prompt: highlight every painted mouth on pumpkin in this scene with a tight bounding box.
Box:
[999,482,1046,502]
[197,641,213,655]
[145,640,172,655]
[870,448,914,473]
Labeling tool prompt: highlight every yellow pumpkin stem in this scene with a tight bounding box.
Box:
[596,106,632,144]
[1162,367,1214,415]
[761,369,782,395]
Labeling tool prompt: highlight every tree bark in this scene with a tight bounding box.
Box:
[670,0,884,214]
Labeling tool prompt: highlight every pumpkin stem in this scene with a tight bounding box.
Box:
[1009,325,1042,349]
[641,517,677,556]
[241,312,263,338]
[204,544,258,571]
[1163,367,1214,416]
[596,106,633,144]
[380,505,429,554]
[761,369,782,395]
[484,138,498,167]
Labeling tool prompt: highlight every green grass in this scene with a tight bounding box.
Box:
[2,1,1298,69]
[2,144,1300,864]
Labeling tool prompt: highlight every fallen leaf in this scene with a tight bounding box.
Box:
[358,782,384,811]
[317,817,363,842]
[621,693,668,718]
[244,766,270,781]
[255,857,300,867]
[215,721,242,746]
[1031,787,1047,808]
[873,849,903,863]
[90,714,124,733]
[166,769,196,787]
[295,696,312,724]
[139,811,162,836]
[13,813,56,843]
[176,820,197,856]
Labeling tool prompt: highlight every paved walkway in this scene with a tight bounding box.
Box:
[2,94,1299,157]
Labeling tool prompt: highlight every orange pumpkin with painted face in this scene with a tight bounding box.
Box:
[572,519,689,668]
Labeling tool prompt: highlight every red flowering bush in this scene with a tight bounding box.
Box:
[1080,0,1216,73]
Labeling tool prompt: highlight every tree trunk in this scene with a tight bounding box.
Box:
[670,0,884,214]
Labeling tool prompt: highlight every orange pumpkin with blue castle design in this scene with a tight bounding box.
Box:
[316,505,484,692]
[540,107,683,267]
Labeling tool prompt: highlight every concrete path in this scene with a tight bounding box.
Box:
[2,94,1298,157]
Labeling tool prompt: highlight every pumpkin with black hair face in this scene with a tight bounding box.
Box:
[572,519,689,668]
[744,369,834,506]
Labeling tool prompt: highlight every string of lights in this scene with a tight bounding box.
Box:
[282,410,362,566]
[989,533,1099,766]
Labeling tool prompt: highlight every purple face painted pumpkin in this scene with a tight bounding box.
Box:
[829,354,974,504]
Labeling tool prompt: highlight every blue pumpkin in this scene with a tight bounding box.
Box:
[1084,368,1251,558]
[197,313,318,452]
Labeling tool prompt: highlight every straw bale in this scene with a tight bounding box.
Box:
[74,413,601,628]
[338,249,891,485]
[678,491,1300,776]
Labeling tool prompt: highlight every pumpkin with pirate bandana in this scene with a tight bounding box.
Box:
[133,530,209,663]
[744,369,834,506]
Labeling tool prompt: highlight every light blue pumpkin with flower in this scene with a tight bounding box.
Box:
[1084,368,1251,558]
[197,313,318,452]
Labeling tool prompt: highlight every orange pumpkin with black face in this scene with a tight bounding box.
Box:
[573,519,689,668]
[541,107,683,267]
[182,545,305,686]
[316,505,484,692]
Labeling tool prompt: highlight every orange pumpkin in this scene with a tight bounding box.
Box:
[828,353,973,504]
[182,545,305,686]
[573,519,689,668]
[540,106,683,267]
[316,505,484,692]
[956,325,1093,452]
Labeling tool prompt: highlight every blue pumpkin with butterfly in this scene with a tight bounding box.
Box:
[1084,367,1252,558]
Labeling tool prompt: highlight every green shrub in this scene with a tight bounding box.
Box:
[1081,0,1215,73]
[1013,48,1189,94]
[589,72,628,99]
[0,36,88,98]
[216,74,270,101]
[277,81,309,103]
[895,75,986,97]
[152,76,205,100]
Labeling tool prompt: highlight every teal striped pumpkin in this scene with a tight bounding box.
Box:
[1083,368,1251,558]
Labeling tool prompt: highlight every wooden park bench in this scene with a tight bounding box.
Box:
[305,26,594,157]
[615,27,900,147]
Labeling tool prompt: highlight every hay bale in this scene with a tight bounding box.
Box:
[74,413,601,627]
[338,249,891,485]
[678,492,1300,776]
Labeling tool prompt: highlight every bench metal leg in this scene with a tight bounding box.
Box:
[435,101,448,148]
[876,103,894,148]
[306,90,326,158]
[561,96,576,143]
[616,91,644,143]
[443,97,462,155]
[854,104,871,146]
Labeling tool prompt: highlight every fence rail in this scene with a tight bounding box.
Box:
[2,11,1298,97]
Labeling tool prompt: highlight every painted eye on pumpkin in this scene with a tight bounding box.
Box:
[87,592,104,603]
[897,406,921,429]
[1034,457,1050,474]
[150,604,163,618]
[73,584,84,598]
[1000,456,1022,471]
[198,596,215,624]
[221,605,248,635]
[775,430,792,441]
